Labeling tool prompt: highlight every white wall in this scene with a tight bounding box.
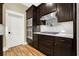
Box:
[77,3,79,56]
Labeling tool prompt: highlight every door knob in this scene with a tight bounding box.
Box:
[8,32,11,34]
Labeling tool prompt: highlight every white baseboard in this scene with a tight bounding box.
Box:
[23,42,27,45]
[3,42,27,51]
[3,47,8,51]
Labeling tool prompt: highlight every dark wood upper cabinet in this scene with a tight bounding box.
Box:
[37,3,57,25]
[37,3,57,18]
[37,3,74,23]
[37,6,41,25]
[43,3,57,16]
[0,3,3,24]
[26,6,33,19]
[56,3,73,22]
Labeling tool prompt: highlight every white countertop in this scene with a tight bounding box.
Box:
[34,32,73,39]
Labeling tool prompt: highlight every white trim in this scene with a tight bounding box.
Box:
[23,42,27,45]
[6,10,24,17]
[3,47,8,51]
[3,42,27,51]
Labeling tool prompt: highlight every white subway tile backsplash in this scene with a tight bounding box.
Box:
[40,21,73,34]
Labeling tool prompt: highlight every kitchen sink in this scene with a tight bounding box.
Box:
[41,32,59,34]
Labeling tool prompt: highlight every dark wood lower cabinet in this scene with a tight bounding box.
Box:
[38,35,54,56]
[37,34,73,56]
[39,44,52,56]
[27,38,33,46]
[0,36,3,56]
[33,34,39,49]
[54,37,73,56]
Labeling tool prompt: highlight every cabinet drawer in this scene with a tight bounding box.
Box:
[39,35,54,48]
[55,38,72,48]
[39,40,53,48]
[39,38,53,43]
[39,35,54,42]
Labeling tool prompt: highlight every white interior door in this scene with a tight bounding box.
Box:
[6,10,25,48]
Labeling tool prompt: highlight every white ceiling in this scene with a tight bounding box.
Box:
[22,3,41,8]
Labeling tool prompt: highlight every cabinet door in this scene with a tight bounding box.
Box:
[43,3,56,15]
[0,36,3,56]
[36,6,41,25]
[39,4,44,17]
[54,37,73,56]
[33,34,38,49]
[39,44,52,56]
[57,3,73,22]
[38,35,54,55]
[39,3,57,17]
[27,38,33,46]
[26,7,33,19]
[0,4,3,24]
[0,4,3,56]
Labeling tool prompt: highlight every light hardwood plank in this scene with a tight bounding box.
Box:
[3,45,45,56]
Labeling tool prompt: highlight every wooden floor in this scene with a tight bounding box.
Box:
[3,45,45,56]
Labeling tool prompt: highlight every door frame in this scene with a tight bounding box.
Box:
[4,9,26,51]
